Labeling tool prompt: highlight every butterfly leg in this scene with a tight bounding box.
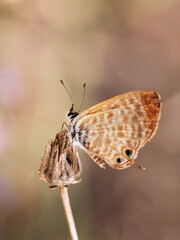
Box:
[61,122,69,131]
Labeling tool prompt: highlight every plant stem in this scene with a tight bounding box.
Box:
[60,186,79,240]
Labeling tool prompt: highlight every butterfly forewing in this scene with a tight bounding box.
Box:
[70,91,161,169]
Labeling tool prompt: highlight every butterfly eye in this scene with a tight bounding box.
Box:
[123,148,133,158]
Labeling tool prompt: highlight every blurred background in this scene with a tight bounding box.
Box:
[0,0,180,239]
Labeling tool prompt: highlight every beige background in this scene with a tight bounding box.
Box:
[0,0,180,239]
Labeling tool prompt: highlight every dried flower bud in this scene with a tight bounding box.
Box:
[39,129,82,188]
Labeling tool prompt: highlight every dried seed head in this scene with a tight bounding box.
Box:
[39,129,82,188]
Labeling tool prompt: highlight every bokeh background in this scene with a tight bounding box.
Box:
[0,0,180,239]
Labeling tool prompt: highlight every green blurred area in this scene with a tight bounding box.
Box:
[0,0,180,239]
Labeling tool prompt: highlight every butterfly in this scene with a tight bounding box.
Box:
[39,81,161,187]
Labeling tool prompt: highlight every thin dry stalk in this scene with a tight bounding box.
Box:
[39,123,82,239]
[60,186,79,240]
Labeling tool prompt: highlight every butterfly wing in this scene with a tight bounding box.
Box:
[74,90,149,119]
[71,91,161,169]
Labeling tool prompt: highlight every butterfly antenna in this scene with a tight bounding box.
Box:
[77,82,86,113]
[133,162,146,171]
[59,78,74,106]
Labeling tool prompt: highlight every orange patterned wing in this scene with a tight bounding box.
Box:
[71,91,161,170]
[74,91,147,119]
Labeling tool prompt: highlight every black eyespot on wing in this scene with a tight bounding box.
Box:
[125,149,132,157]
[116,157,121,164]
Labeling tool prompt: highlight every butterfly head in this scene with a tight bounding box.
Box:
[67,104,79,120]
[59,79,86,120]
